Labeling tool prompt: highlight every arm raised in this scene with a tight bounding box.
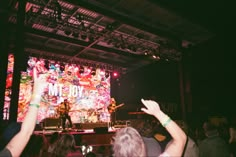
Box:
[5,68,47,157]
[141,99,187,157]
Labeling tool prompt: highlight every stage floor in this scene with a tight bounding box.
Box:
[34,127,118,145]
[34,128,116,156]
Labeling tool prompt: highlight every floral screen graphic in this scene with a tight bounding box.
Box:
[17,57,111,123]
[4,54,14,120]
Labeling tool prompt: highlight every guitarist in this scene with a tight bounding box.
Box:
[107,98,124,128]
[58,99,73,130]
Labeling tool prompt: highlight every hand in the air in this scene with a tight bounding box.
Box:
[141,99,161,116]
[32,68,48,95]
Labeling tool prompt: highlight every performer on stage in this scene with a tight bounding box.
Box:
[107,98,124,128]
[58,99,73,130]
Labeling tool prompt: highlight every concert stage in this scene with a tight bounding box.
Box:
[35,127,116,145]
[41,117,128,130]
[34,127,117,156]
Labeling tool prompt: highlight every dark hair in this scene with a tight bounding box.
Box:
[204,122,217,132]
[49,132,60,144]
[51,134,76,157]
[86,152,96,157]
[138,120,154,138]
[21,134,46,157]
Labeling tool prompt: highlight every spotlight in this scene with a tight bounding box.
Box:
[79,66,84,74]
[113,72,118,77]
[91,67,96,76]
[106,24,114,31]
[53,0,62,21]
[76,14,85,21]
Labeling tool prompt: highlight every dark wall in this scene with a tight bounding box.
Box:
[111,36,234,120]
[111,61,180,108]
[190,37,234,116]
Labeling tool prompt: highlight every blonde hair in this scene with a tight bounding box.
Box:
[112,127,146,157]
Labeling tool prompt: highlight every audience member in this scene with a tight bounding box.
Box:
[0,68,47,157]
[229,117,236,157]
[153,123,172,152]
[112,127,146,157]
[0,122,22,150]
[135,119,162,156]
[51,133,82,157]
[199,121,230,157]
[112,99,187,157]
[86,152,97,157]
[48,132,60,155]
[20,134,48,157]
[174,120,199,157]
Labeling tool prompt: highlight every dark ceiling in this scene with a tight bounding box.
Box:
[1,0,216,73]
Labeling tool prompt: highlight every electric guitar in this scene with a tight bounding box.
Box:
[107,103,124,113]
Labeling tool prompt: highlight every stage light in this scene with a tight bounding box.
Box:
[113,72,118,77]
[79,66,84,74]
[76,14,85,21]
[52,0,62,21]
[106,24,114,31]
[91,67,96,76]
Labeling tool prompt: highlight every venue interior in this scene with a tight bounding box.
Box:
[0,0,234,156]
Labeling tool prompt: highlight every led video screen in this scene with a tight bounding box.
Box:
[3,54,14,120]
[16,57,111,123]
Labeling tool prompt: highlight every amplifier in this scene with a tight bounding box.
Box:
[42,118,60,130]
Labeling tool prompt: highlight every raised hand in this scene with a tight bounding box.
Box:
[31,68,48,102]
[141,99,161,116]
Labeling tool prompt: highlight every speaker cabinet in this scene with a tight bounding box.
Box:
[93,127,108,133]
[42,118,60,130]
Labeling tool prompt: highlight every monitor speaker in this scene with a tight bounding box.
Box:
[93,127,108,133]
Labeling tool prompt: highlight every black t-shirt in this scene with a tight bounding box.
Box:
[0,148,12,157]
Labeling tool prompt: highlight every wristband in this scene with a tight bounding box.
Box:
[162,117,171,127]
[29,104,40,108]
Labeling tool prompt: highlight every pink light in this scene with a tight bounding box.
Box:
[113,72,118,77]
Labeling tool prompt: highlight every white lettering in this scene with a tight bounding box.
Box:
[48,83,84,97]
[48,83,58,96]
[58,84,63,96]
[78,86,84,97]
